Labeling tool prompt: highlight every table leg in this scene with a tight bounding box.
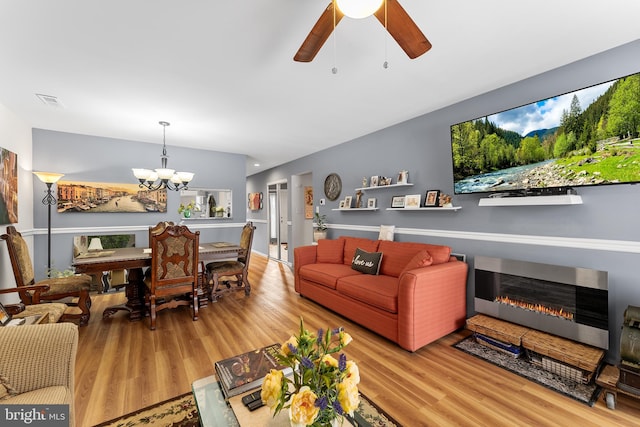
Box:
[102,267,146,321]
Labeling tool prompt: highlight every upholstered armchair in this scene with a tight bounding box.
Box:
[0,323,78,426]
[0,284,68,323]
[205,221,255,301]
[1,226,92,326]
[144,224,200,330]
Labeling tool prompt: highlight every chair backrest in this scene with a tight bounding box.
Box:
[148,221,175,244]
[1,226,36,288]
[148,225,199,295]
[238,222,256,265]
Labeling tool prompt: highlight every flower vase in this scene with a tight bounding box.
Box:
[183,209,191,219]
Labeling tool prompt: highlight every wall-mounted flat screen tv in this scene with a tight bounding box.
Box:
[450,71,640,195]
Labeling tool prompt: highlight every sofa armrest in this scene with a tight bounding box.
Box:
[294,245,318,292]
[397,260,468,351]
[0,323,78,394]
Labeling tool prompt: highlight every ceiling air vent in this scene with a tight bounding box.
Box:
[35,93,64,108]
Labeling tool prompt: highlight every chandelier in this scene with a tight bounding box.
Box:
[132,121,194,191]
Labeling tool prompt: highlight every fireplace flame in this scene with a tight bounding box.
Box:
[495,296,574,320]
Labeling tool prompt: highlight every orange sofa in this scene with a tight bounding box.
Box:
[294,236,468,352]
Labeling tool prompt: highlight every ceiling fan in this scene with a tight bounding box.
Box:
[294,0,432,62]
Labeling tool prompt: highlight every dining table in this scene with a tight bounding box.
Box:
[72,242,242,321]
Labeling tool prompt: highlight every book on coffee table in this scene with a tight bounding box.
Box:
[215,343,292,399]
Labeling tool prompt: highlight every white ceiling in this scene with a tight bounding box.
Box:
[1,1,639,176]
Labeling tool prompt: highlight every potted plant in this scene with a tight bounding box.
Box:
[313,212,327,242]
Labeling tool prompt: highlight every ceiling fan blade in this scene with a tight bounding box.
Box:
[374,0,432,59]
[294,3,344,62]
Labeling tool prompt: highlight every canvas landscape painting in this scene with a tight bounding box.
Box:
[57,181,167,213]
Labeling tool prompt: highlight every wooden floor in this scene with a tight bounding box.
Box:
[75,254,640,426]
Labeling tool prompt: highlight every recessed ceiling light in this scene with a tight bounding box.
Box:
[254,163,260,167]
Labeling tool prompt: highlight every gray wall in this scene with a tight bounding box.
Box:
[32,129,247,278]
[247,39,640,362]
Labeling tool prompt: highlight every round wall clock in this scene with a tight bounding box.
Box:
[324,173,342,201]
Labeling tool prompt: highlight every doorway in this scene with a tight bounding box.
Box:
[268,181,288,262]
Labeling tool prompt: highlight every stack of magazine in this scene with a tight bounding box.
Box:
[215,343,292,399]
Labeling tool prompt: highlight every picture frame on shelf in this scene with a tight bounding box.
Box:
[404,194,421,209]
[397,170,409,184]
[339,200,346,209]
[0,302,11,326]
[367,198,377,209]
[343,196,352,208]
[391,196,405,208]
[425,190,440,207]
[370,176,379,187]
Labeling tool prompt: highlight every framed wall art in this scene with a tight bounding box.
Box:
[0,147,18,225]
[304,186,313,218]
[367,198,377,208]
[57,181,167,213]
[248,192,263,210]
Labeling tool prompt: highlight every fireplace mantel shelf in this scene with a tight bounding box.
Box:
[478,194,583,206]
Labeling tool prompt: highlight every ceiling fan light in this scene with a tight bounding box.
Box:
[336,0,383,19]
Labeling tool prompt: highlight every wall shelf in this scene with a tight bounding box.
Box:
[478,195,583,206]
[332,208,379,211]
[385,206,462,211]
[354,183,413,192]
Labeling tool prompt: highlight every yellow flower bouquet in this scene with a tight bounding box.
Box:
[261,318,360,427]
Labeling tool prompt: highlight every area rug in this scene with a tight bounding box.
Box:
[453,334,601,406]
[94,390,400,427]
[93,392,198,427]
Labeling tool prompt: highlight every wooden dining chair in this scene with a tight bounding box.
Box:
[205,221,255,301]
[144,224,199,330]
[0,284,69,324]
[1,226,92,326]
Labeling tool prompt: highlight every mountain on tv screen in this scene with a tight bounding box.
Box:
[450,71,640,195]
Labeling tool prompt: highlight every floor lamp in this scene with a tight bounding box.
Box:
[33,171,64,275]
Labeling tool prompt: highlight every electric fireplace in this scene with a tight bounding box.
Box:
[474,256,608,349]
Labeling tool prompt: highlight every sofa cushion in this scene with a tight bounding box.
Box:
[299,263,361,290]
[378,241,451,277]
[351,248,383,275]
[336,274,399,313]
[400,250,433,276]
[316,239,345,264]
[341,236,379,265]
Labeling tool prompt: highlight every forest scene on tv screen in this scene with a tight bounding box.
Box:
[451,72,640,194]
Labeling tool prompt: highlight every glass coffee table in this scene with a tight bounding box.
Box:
[191,375,239,426]
[192,375,293,426]
[192,375,371,426]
